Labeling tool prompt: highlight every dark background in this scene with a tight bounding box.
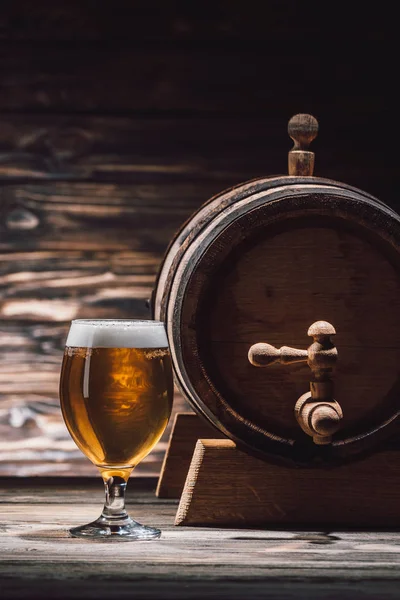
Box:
[0,1,397,475]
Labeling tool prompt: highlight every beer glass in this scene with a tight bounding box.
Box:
[59,319,173,539]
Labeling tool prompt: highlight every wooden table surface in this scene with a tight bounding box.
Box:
[1,478,400,599]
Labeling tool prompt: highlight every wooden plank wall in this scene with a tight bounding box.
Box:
[0,2,397,476]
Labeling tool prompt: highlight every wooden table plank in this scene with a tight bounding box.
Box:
[1,478,400,599]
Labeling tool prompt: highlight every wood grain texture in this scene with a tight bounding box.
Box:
[156,412,224,499]
[3,478,400,599]
[0,115,396,212]
[176,439,400,527]
[0,6,397,201]
[0,115,283,183]
[0,182,213,251]
[0,179,197,476]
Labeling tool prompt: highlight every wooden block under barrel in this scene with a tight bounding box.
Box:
[156,412,225,498]
[176,439,400,527]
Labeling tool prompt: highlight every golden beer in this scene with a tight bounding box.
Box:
[60,320,173,471]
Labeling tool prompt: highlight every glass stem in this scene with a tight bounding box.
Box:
[101,473,131,522]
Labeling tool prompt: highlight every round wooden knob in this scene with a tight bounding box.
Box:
[310,404,341,437]
[288,114,319,150]
[295,393,343,445]
[248,342,281,366]
[307,320,336,339]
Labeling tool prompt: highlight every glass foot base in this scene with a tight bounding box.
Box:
[69,515,161,540]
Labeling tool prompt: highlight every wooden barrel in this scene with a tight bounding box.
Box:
[153,116,400,466]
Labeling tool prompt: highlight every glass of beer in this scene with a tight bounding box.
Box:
[59,319,173,540]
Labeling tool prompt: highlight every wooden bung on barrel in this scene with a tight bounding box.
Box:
[153,114,400,469]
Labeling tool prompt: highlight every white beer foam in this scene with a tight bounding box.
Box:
[66,320,168,349]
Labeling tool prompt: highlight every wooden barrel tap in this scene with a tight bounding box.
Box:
[249,320,342,445]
